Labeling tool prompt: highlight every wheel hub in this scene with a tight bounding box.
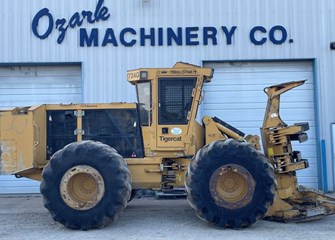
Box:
[60,165,105,210]
[209,164,255,209]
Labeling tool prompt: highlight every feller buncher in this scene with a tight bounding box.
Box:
[1,62,335,230]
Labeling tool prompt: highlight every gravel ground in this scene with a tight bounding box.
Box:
[0,195,334,240]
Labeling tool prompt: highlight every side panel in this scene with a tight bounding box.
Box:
[82,108,144,158]
[32,106,47,167]
[46,110,77,159]
[127,158,162,189]
[0,105,47,173]
[1,103,145,174]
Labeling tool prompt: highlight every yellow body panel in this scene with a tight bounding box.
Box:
[0,105,47,172]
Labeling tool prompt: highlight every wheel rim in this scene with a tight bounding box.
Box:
[209,164,255,209]
[60,165,105,210]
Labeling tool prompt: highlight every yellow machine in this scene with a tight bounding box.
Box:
[1,62,335,229]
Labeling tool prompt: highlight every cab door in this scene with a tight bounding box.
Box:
[156,77,196,149]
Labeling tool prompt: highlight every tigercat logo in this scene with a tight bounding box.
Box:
[159,136,182,143]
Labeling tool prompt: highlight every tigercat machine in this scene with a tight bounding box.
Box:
[1,62,335,230]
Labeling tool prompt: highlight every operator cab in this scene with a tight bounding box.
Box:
[135,76,195,126]
[128,62,213,157]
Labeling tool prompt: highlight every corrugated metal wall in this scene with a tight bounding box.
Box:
[0,0,335,190]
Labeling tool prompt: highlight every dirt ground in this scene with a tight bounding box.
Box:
[0,195,334,240]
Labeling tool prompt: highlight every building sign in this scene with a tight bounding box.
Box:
[31,0,293,47]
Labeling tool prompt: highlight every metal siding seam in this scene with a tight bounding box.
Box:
[80,62,85,103]
[313,59,324,191]
[321,140,328,192]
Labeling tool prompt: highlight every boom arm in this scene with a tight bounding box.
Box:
[202,116,261,150]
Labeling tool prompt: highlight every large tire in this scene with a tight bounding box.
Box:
[40,141,131,230]
[185,139,275,229]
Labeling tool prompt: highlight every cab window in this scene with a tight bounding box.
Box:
[136,81,152,126]
[158,78,196,125]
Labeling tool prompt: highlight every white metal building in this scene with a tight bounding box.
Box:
[0,0,335,194]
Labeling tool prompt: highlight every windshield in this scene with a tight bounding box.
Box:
[136,81,152,126]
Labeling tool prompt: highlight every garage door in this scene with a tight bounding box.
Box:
[203,61,317,188]
[0,65,82,194]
